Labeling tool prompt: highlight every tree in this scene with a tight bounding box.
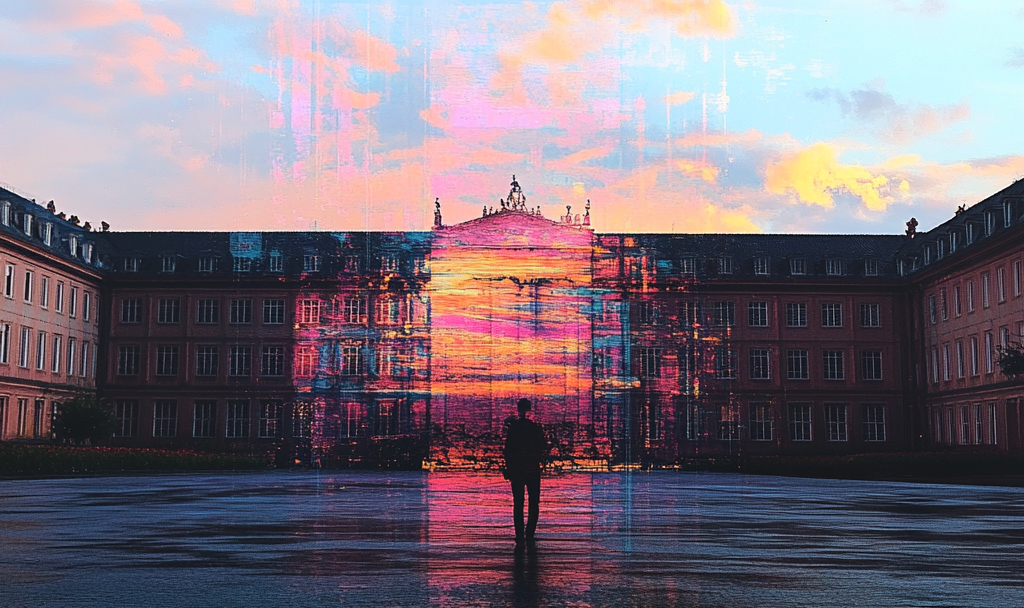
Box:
[53,395,116,445]
[996,340,1024,379]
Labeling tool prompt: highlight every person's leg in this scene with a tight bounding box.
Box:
[510,479,526,541]
[524,474,540,540]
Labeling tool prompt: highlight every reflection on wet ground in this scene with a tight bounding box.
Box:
[1,472,1021,607]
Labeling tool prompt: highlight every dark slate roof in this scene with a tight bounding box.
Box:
[0,186,115,273]
[599,233,907,279]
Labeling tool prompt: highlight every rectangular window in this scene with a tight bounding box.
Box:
[821,303,843,327]
[66,337,76,375]
[33,399,45,438]
[153,401,177,438]
[197,257,214,272]
[193,401,216,438]
[970,336,979,376]
[4,264,14,298]
[157,299,180,324]
[989,403,998,445]
[299,299,321,324]
[113,401,138,437]
[269,254,283,272]
[117,346,139,375]
[161,256,177,273]
[376,298,401,325]
[35,330,46,370]
[121,298,141,323]
[864,259,878,276]
[713,301,734,327]
[228,346,251,377]
[340,346,363,376]
[861,350,883,380]
[942,343,951,381]
[260,346,284,376]
[967,280,975,312]
[748,302,768,327]
[83,292,91,322]
[259,401,282,439]
[982,273,990,308]
[638,300,658,324]
[16,398,27,437]
[225,400,250,438]
[123,257,140,272]
[232,257,252,273]
[336,402,362,438]
[344,256,360,273]
[823,350,845,380]
[55,281,63,312]
[928,295,936,324]
[0,201,8,225]
[1014,261,1021,297]
[19,326,31,368]
[955,341,965,378]
[196,346,218,376]
[863,405,886,442]
[996,267,1005,302]
[959,406,970,445]
[952,286,962,317]
[749,349,770,380]
[940,288,948,320]
[680,301,701,327]
[197,299,219,324]
[51,335,62,373]
[23,269,33,303]
[786,303,807,327]
[69,287,77,318]
[750,403,772,441]
[825,258,842,276]
[303,255,320,272]
[80,342,89,377]
[824,404,848,441]
[640,347,662,378]
[984,332,994,373]
[787,349,809,380]
[754,257,770,275]
[974,404,984,445]
[0,323,9,364]
[789,404,812,441]
[40,276,49,308]
[718,405,739,440]
[860,303,880,327]
[296,347,317,377]
[262,299,285,324]
[715,347,737,379]
[343,296,366,323]
[717,257,733,274]
[789,258,806,275]
[229,299,252,324]
[156,346,179,376]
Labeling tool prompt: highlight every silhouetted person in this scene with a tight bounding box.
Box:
[503,398,546,546]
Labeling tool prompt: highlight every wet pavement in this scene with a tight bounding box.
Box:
[1,471,1022,607]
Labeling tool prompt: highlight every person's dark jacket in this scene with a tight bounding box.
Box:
[503,417,546,479]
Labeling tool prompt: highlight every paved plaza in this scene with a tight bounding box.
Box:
[1,471,1022,607]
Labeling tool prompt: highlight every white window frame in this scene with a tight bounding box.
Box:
[753,257,770,276]
[825,404,848,441]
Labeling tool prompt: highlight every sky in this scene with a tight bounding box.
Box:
[0,0,1022,234]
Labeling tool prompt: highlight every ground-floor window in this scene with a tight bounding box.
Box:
[825,404,847,441]
[153,400,177,438]
[259,401,282,438]
[973,404,984,445]
[749,403,772,441]
[862,404,886,442]
[933,409,943,443]
[294,401,312,438]
[339,402,363,438]
[789,404,812,441]
[33,399,45,438]
[959,406,970,445]
[226,400,250,439]
[113,400,138,437]
[193,400,216,438]
[988,403,998,445]
[718,404,739,440]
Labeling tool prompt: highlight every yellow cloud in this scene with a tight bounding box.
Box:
[765,143,903,212]
[665,91,696,106]
[676,159,720,183]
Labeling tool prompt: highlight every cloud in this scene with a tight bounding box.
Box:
[1007,48,1024,68]
[665,91,696,106]
[885,0,947,15]
[807,84,970,143]
[764,142,909,212]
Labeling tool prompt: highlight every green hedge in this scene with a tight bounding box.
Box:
[0,444,268,476]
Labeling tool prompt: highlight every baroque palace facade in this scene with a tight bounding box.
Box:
[2,178,1022,468]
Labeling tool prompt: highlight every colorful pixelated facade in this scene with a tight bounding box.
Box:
[2,179,1021,466]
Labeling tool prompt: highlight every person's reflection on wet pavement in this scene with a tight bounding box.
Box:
[511,541,540,608]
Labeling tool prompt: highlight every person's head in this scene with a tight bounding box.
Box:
[517,398,531,416]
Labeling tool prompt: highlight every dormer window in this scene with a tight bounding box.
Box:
[680,257,695,275]
[1005,201,1013,228]
[825,258,842,276]
[124,257,141,272]
[232,257,252,272]
[864,259,878,276]
[950,231,957,252]
[717,256,733,275]
[198,256,214,272]
[343,255,359,273]
[43,222,52,246]
[269,253,283,272]
[937,239,944,259]
[924,246,931,265]
[897,259,905,276]
[986,210,996,235]
[23,213,33,236]
[303,255,320,272]
[82,243,93,263]
[1,201,9,226]
[382,254,399,273]
[161,256,176,273]
[790,258,806,275]
[754,257,770,276]
[69,234,78,257]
